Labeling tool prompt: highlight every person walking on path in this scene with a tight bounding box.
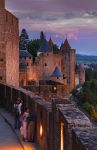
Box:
[22,108,29,141]
[18,99,24,127]
[13,99,20,129]
[18,99,23,116]
[27,110,36,142]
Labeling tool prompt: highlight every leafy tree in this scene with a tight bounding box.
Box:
[85,69,97,81]
[28,39,41,58]
[19,29,29,50]
[75,80,97,121]
[90,106,97,121]
[28,31,46,58]
[40,31,45,41]
[83,102,92,113]
[53,44,59,54]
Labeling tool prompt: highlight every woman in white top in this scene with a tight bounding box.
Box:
[22,108,29,141]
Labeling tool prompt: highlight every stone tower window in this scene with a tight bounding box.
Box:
[44,63,47,66]
[63,74,66,79]
[0,58,3,62]
[0,76,3,80]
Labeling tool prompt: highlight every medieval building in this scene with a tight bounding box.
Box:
[0,0,19,87]
[75,64,85,86]
[19,37,77,99]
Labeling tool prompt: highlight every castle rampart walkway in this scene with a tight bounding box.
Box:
[0,83,97,150]
[0,113,23,150]
[0,109,39,150]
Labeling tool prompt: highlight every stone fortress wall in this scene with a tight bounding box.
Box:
[0,82,97,150]
[0,0,19,87]
[20,43,76,95]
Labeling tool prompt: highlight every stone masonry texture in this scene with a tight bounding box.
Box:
[0,0,19,87]
[0,82,97,150]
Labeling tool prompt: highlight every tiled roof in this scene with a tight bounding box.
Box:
[20,50,32,57]
[48,38,54,47]
[38,38,52,52]
[52,67,62,77]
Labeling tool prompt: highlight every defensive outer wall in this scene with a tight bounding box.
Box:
[0,82,97,150]
[0,0,19,87]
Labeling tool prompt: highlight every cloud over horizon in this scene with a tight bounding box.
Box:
[5,0,97,55]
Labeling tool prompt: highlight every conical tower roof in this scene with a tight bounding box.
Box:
[63,38,71,49]
[52,67,62,78]
[38,38,52,52]
[20,50,32,57]
[48,38,54,47]
[60,43,64,50]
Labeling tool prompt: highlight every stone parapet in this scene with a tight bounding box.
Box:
[72,127,97,150]
[0,83,96,150]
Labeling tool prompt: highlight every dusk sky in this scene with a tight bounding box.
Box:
[6,0,97,55]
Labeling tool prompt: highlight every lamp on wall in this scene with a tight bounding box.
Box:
[40,123,43,137]
[52,86,57,93]
[40,111,43,137]
[61,122,64,150]
[54,86,57,91]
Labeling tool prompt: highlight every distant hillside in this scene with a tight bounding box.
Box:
[76,54,97,64]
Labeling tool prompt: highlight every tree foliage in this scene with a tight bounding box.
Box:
[40,31,45,41]
[75,80,97,121]
[52,44,59,54]
[85,69,97,81]
[28,39,41,57]
[20,29,59,58]
[27,31,46,58]
[19,29,29,50]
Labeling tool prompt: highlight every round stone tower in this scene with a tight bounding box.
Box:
[0,0,5,9]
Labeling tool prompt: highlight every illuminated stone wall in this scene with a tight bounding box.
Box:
[0,0,19,87]
[38,53,62,81]
[58,105,92,150]
[70,49,76,91]
[0,0,5,9]
[72,128,97,150]
[19,48,76,96]
[0,83,97,150]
